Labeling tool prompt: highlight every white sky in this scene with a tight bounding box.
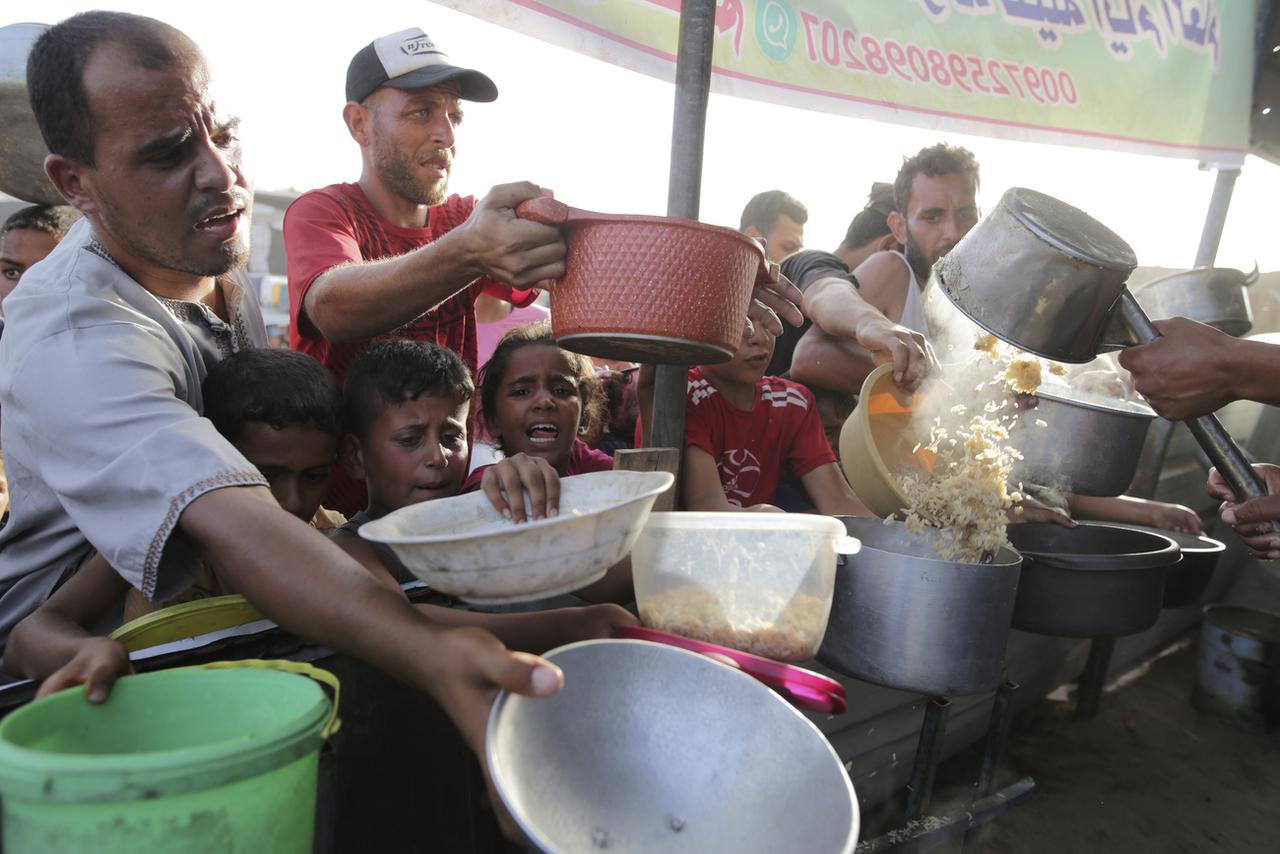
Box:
[11,1,1280,271]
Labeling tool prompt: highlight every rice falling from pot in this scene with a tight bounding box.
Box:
[898,413,1023,563]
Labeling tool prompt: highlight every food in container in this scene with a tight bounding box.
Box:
[629,512,857,661]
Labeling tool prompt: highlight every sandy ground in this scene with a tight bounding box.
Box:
[906,638,1280,853]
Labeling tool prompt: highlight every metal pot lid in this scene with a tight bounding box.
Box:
[615,626,847,714]
[1002,188,1137,273]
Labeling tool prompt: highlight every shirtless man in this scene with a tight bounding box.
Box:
[791,144,979,393]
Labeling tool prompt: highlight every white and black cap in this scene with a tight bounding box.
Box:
[346,28,498,104]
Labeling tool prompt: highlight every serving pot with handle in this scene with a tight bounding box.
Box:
[514,196,779,364]
[1132,266,1257,338]
[936,187,1269,512]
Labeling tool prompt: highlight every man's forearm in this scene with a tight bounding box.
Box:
[803,276,884,340]
[182,487,458,695]
[1232,338,1280,407]
[790,328,876,394]
[303,230,479,343]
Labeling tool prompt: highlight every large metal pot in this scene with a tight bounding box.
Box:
[1010,389,1157,496]
[515,196,778,365]
[1110,523,1225,608]
[936,187,1136,364]
[487,639,859,853]
[819,517,1021,697]
[936,186,1269,514]
[1007,522,1179,638]
[1132,267,1256,338]
[0,23,61,206]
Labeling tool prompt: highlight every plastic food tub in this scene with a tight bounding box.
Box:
[630,512,859,661]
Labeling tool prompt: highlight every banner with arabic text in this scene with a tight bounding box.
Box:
[436,0,1255,164]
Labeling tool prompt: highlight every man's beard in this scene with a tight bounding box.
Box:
[374,139,449,206]
[98,192,251,278]
[903,225,947,284]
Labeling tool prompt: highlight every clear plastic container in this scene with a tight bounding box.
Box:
[630,512,859,661]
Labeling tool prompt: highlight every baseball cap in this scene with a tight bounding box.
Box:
[346,28,498,104]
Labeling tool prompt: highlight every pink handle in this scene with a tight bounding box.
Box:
[616,625,847,715]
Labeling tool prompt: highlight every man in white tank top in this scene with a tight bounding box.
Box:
[791,144,980,394]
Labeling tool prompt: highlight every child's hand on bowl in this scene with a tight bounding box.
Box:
[480,452,561,522]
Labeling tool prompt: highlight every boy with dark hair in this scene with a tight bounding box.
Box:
[680,321,873,516]
[330,338,634,645]
[0,205,81,301]
[739,189,808,263]
[5,348,348,690]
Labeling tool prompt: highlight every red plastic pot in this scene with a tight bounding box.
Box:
[515,196,779,364]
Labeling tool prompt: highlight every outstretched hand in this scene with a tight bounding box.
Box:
[456,182,567,288]
[430,627,563,845]
[1208,464,1280,559]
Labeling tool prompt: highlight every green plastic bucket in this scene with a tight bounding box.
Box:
[0,659,340,853]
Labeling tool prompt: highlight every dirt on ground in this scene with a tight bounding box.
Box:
[924,639,1280,853]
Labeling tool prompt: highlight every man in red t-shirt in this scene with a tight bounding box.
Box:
[679,321,873,515]
[285,27,566,513]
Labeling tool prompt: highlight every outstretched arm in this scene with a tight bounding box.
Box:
[296,183,565,343]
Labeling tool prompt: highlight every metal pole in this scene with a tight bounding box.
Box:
[650,0,716,453]
[974,681,1020,800]
[1193,168,1241,268]
[905,696,952,822]
[1075,637,1116,721]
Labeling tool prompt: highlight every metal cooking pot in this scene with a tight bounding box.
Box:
[936,187,1269,514]
[1110,523,1224,609]
[1010,389,1156,496]
[819,517,1021,697]
[936,187,1136,365]
[1007,522,1179,638]
[515,196,777,365]
[1132,266,1256,338]
[487,639,859,853]
[0,23,61,206]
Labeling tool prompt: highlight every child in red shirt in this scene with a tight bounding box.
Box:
[682,321,873,515]
[463,321,613,491]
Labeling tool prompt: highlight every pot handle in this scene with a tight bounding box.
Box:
[1117,291,1273,514]
[514,195,571,226]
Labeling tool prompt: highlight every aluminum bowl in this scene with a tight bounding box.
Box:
[359,470,672,604]
[487,639,859,853]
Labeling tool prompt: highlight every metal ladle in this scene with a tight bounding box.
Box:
[935,187,1267,506]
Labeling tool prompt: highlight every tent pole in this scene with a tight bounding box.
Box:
[1131,164,1243,498]
[650,0,717,455]
[1194,167,1241,267]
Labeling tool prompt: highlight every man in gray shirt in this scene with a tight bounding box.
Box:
[0,10,563,792]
